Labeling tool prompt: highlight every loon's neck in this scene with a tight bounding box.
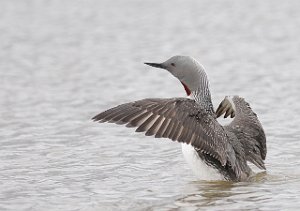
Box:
[190,70,214,114]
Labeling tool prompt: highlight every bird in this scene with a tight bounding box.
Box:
[92,55,266,182]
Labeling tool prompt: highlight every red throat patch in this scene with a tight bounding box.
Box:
[181,82,191,96]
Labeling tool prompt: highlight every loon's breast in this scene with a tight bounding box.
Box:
[181,143,225,180]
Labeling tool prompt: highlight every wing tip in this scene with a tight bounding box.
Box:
[92,115,100,122]
[92,113,108,123]
[216,97,236,119]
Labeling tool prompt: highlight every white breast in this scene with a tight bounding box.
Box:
[181,143,224,181]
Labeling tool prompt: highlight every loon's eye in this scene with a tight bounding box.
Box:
[171,63,175,67]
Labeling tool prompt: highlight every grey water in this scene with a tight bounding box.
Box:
[1,0,300,210]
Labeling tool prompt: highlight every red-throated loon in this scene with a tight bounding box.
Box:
[92,55,266,181]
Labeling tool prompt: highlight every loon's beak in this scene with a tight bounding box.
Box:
[144,62,166,69]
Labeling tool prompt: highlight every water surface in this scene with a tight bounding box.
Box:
[1,0,300,210]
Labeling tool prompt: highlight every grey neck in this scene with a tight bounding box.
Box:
[191,72,214,115]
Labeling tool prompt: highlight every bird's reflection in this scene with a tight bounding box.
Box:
[175,172,267,208]
[176,180,235,208]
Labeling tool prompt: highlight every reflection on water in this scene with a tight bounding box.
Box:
[178,181,237,206]
[1,0,300,210]
[164,173,290,210]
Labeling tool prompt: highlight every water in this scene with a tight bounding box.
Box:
[1,0,300,210]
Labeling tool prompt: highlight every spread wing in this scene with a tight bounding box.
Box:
[216,96,267,169]
[92,98,231,166]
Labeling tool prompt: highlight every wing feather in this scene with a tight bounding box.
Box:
[93,98,231,166]
[146,115,164,136]
[217,96,266,169]
[136,113,159,132]
[155,118,170,138]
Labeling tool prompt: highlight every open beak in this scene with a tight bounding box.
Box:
[144,62,166,69]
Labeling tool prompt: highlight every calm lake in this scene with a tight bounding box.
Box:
[1,0,300,210]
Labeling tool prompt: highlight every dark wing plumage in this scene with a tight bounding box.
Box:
[216,96,267,170]
[92,98,230,166]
